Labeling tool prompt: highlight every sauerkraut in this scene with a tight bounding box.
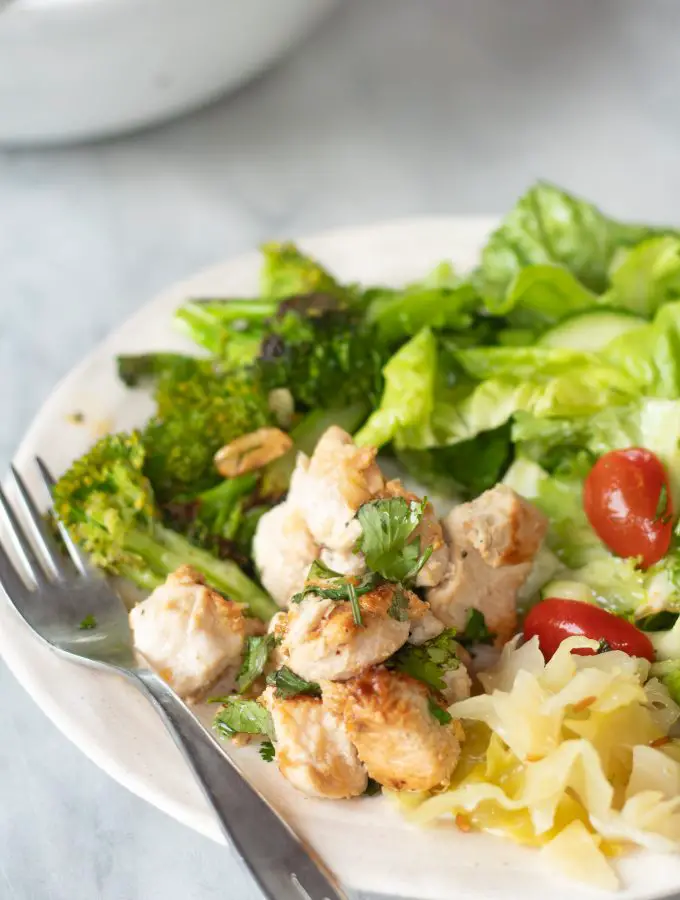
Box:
[390,636,680,891]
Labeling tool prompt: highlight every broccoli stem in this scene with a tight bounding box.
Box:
[123,524,277,621]
[174,299,277,356]
[116,353,191,387]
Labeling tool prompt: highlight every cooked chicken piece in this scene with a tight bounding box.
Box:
[441,664,472,704]
[288,426,384,552]
[427,485,548,645]
[319,546,367,578]
[324,667,462,792]
[280,583,427,682]
[262,686,367,799]
[129,566,245,699]
[408,609,445,645]
[379,479,449,588]
[253,501,319,607]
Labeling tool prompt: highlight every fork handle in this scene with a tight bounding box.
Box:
[133,670,347,900]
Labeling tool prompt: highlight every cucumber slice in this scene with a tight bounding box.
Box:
[540,580,596,604]
[538,311,645,351]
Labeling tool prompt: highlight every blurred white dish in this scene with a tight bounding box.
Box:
[0,0,338,146]
[2,217,680,900]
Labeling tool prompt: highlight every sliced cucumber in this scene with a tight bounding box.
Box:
[540,579,596,604]
[537,311,645,352]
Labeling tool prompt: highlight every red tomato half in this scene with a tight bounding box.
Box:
[583,448,673,568]
[524,597,654,662]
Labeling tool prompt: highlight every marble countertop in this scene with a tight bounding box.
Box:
[3,0,680,897]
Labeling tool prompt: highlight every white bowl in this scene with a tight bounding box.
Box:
[0,0,338,146]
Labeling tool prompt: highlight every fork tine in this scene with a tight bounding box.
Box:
[10,465,68,581]
[0,483,47,585]
[35,457,92,577]
[0,537,31,601]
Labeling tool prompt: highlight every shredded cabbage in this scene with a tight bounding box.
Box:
[394,636,680,891]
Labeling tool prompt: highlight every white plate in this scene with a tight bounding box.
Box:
[2,218,679,900]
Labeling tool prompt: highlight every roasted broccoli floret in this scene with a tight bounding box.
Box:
[52,432,277,621]
[141,357,272,501]
[116,353,192,388]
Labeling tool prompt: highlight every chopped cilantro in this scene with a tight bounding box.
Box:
[236,633,278,693]
[597,638,612,654]
[387,628,460,691]
[266,666,321,699]
[306,559,343,581]
[364,778,382,796]
[259,740,276,762]
[213,698,274,741]
[355,497,433,584]
[387,585,410,622]
[78,614,97,630]
[458,608,495,646]
[428,697,452,725]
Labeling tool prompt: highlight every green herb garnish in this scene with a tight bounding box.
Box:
[458,608,495,646]
[213,698,274,741]
[387,585,410,622]
[387,628,460,691]
[236,633,278,693]
[78,614,97,630]
[266,666,322,699]
[428,697,452,725]
[655,483,669,522]
[259,740,276,762]
[355,497,433,584]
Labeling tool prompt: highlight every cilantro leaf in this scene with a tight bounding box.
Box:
[458,609,495,646]
[387,628,460,691]
[266,666,322,699]
[355,497,433,584]
[259,740,276,762]
[213,698,274,741]
[236,633,278,693]
[364,778,382,796]
[428,697,452,725]
[387,585,410,622]
[291,567,382,629]
[306,559,343,581]
[78,614,97,630]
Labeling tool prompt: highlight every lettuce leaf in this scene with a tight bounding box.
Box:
[354,327,439,449]
[477,181,662,303]
[484,263,599,326]
[364,262,479,344]
[602,300,680,398]
[604,236,680,317]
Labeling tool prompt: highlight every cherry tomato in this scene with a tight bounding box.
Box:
[583,448,673,568]
[524,597,654,662]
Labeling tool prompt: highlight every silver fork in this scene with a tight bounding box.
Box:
[0,458,348,900]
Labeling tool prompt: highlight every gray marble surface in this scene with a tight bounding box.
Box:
[2,0,680,897]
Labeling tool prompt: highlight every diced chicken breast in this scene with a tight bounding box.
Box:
[262,686,367,799]
[253,501,319,607]
[288,426,384,552]
[427,485,548,645]
[319,546,367,579]
[408,609,445,645]
[380,479,449,588]
[441,664,472,704]
[129,565,245,699]
[280,583,427,682]
[324,667,462,792]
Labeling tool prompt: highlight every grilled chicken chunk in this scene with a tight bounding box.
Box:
[287,426,384,552]
[427,485,547,645]
[253,501,319,607]
[129,566,245,699]
[262,687,367,799]
[324,667,462,792]
[280,583,427,683]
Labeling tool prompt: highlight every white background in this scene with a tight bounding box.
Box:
[2,1,680,897]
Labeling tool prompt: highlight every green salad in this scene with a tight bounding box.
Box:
[54,180,680,695]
